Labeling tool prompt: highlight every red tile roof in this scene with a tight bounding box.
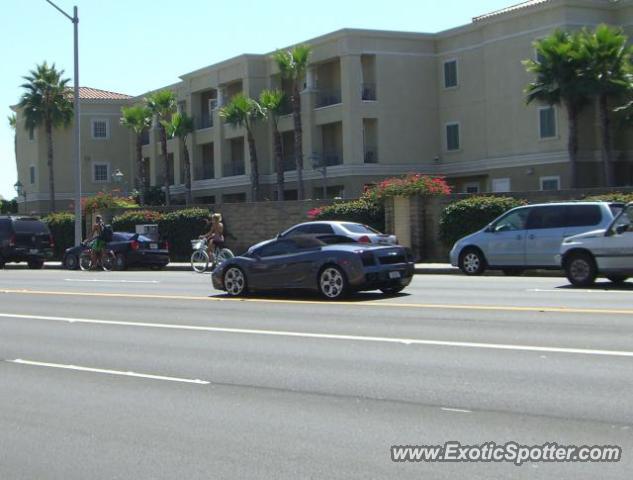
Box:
[473,0,549,22]
[69,87,132,100]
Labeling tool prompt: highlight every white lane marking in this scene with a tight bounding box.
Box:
[528,288,629,294]
[64,279,160,284]
[2,312,633,359]
[440,407,472,413]
[7,359,209,385]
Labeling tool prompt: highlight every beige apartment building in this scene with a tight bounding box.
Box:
[12,0,633,212]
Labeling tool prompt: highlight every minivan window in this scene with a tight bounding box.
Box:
[493,209,529,232]
[526,206,566,230]
[565,205,602,228]
[0,219,11,235]
[13,219,49,234]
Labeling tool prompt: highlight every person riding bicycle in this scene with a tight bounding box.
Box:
[200,213,224,258]
[86,215,106,268]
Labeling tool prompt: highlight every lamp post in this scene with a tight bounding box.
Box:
[112,169,126,196]
[14,181,27,214]
[45,0,81,246]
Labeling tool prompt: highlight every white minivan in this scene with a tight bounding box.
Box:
[449,202,622,275]
[560,202,633,286]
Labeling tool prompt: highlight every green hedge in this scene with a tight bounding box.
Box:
[308,199,385,232]
[42,212,77,259]
[585,192,633,203]
[0,199,18,214]
[113,208,211,260]
[439,196,527,247]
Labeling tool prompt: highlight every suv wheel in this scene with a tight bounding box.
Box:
[115,253,127,271]
[459,248,486,276]
[565,252,597,287]
[0,256,5,269]
[64,254,78,270]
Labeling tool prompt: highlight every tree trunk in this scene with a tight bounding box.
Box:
[566,101,579,189]
[136,133,145,205]
[292,84,304,200]
[598,94,615,187]
[160,125,171,206]
[246,126,260,202]
[273,121,284,201]
[46,120,56,213]
[183,137,192,205]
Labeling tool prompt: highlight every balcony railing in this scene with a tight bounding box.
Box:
[222,161,245,177]
[322,151,343,166]
[364,146,378,164]
[316,89,342,108]
[197,113,214,130]
[361,83,377,101]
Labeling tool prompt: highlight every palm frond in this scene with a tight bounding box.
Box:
[120,105,152,134]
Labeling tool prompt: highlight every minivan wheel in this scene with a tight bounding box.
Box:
[606,275,628,285]
[565,253,597,287]
[459,248,486,276]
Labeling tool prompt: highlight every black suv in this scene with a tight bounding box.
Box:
[0,216,54,269]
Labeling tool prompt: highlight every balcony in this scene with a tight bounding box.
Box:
[316,89,341,108]
[364,146,378,164]
[197,113,214,130]
[222,161,245,177]
[323,151,343,166]
[361,83,377,101]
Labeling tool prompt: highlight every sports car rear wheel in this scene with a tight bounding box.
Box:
[224,266,247,296]
[318,266,348,300]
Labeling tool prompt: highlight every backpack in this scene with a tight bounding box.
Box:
[100,224,113,242]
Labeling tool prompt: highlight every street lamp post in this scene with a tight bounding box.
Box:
[14,181,27,214]
[112,169,126,196]
[45,1,81,246]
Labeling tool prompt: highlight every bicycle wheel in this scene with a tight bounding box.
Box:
[217,248,234,263]
[79,251,93,271]
[101,251,116,272]
[191,250,209,273]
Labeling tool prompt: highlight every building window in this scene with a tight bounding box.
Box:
[491,178,511,193]
[446,123,460,151]
[29,166,36,184]
[539,106,557,139]
[91,119,109,139]
[443,59,458,88]
[28,128,35,141]
[463,182,479,194]
[93,163,110,183]
[540,176,560,191]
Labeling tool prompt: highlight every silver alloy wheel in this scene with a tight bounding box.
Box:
[320,267,345,299]
[462,252,481,274]
[569,258,590,283]
[224,267,246,296]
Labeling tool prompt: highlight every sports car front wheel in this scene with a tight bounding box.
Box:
[224,266,247,296]
[318,266,348,300]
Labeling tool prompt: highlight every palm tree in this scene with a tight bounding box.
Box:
[524,30,591,189]
[121,105,152,204]
[579,24,633,187]
[8,114,17,166]
[272,45,311,199]
[18,62,73,212]
[219,94,265,201]
[166,112,195,205]
[145,90,177,205]
[259,89,286,201]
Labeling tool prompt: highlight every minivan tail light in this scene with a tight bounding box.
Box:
[164,241,170,251]
[358,235,371,243]
[9,234,16,247]
[130,240,140,251]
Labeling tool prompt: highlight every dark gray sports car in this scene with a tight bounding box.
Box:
[211,236,415,299]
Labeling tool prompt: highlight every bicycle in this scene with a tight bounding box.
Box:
[190,237,234,273]
[79,243,116,271]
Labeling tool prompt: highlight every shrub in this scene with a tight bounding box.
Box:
[0,198,18,214]
[42,212,77,259]
[439,196,527,246]
[82,192,137,215]
[585,192,633,204]
[159,208,211,259]
[363,174,451,202]
[310,199,385,232]
[112,210,165,233]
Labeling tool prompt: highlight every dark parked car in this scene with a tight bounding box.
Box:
[0,216,54,269]
[212,235,415,299]
[63,232,170,270]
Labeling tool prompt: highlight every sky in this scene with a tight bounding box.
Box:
[1,0,516,200]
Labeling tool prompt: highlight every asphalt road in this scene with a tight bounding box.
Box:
[1,269,632,479]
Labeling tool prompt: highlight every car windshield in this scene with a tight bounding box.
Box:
[13,219,49,234]
[611,204,633,231]
[342,223,380,234]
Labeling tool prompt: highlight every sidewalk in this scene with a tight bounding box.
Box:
[8,262,563,276]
